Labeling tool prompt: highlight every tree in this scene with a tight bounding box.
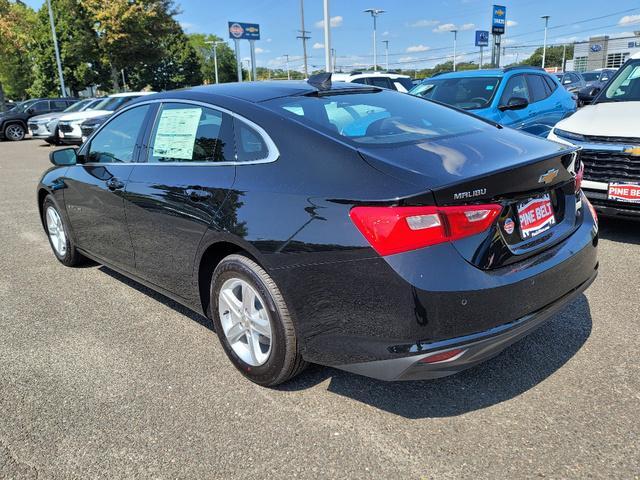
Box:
[84,0,179,90]
[519,45,574,69]
[187,33,238,83]
[0,0,37,106]
[29,0,106,97]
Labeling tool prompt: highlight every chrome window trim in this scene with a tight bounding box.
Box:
[79,98,280,166]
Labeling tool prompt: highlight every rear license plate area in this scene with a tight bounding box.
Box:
[517,193,556,239]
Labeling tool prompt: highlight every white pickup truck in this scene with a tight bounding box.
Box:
[548,51,640,220]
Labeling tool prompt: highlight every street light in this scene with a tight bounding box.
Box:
[364,8,385,71]
[450,29,458,72]
[46,0,66,96]
[205,40,225,84]
[541,15,550,69]
[323,0,331,72]
[382,40,389,71]
[284,54,290,80]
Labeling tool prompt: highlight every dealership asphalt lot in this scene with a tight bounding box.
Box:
[0,139,638,479]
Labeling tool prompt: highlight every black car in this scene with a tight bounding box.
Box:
[38,78,598,386]
[576,70,616,106]
[0,97,78,141]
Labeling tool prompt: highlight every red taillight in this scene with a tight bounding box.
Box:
[349,204,502,256]
[584,196,598,225]
[575,161,584,193]
[419,348,466,364]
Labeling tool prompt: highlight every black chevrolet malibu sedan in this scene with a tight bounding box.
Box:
[37,77,599,386]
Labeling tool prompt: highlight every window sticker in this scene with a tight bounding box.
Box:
[152,108,202,160]
[486,85,495,90]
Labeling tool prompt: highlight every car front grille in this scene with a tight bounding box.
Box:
[58,123,73,133]
[582,151,640,183]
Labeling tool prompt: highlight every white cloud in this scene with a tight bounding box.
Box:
[501,38,516,45]
[266,38,272,43]
[313,42,325,49]
[406,44,430,53]
[315,16,343,29]
[399,56,418,62]
[506,20,518,27]
[619,14,640,26]
[254,48,269,54]
[382,30,390,37]
[410,19,439,28]
[180,21,197,33]
[433,22,474,33]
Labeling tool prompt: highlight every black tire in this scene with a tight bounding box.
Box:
[42,195,86,267]
[210,254,307,386]
[4,123,25,141]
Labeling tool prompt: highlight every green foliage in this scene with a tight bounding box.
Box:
[518,45,574,69]
[187,33,238,84]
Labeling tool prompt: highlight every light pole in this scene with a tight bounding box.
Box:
[541,15,550,69]
[364,9,385,71]
[382,40,389,71]
[244,59,251,81]
[284,54,290,80]
[297,0,311,78]
[46,0,66,96]
[450,29,458,71]
[205,40,225,84]
[323,0,331,72]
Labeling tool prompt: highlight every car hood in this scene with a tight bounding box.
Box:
[58,110,110,122]
[554,101,640,138]
[29,112,66,123]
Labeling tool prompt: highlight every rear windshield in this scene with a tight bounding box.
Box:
[409,76,501,110]
[93,96,140,112]
[262,90,490,146]
[582,72,599,82]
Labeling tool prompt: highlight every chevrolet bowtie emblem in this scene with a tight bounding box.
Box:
[538,168,559,185]
[623,146,640,156]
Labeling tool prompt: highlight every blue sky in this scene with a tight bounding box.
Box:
[25,0,640,71]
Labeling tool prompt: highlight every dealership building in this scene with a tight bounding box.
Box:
[568,32,640,71]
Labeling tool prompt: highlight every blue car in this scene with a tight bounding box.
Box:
[410,66,576,137]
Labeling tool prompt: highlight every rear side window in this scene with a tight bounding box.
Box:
[351,78,367,85]
[500,75,530,103]
[543,75,558,93]
[51,100,68,110]
[527,74,550,102]
[148,103,234,163]
[87,105,150,163]
[234,119,269,162]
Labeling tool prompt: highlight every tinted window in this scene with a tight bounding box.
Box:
[501,75,529,103]
[569,73,580,83]
[87,105,150,163]
[527,74,549,102]
[601,61,640,103]
[148,103,234,163]
[234,119,269,162]
[543,75,558,92]
[582,72,599,82]
[367,77,393,89]
[394,77,415,92]
[410,76,501,110]
[264,90,491,146]
[351,78,367,85]
[51,100,68,110]
[31,101,49,113]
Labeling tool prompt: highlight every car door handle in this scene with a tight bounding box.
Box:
[185,188,212,202]
[105,178,125,190]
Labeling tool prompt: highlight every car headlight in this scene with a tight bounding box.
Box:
[553,128,585,142]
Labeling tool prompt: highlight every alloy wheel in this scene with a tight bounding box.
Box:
[5,124,25,141]
[46,206,67,257]
[218,278,272,366]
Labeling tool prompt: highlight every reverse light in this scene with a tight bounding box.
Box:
[349,204,502,256]
[419,348,466,364]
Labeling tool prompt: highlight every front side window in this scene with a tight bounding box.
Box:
[527,74,549,103]
[500,75,530,104]
[51,100,68,110]
[264,90,491,146]
[409,76,501,110]
[600,61,640,103]
[86,105,150,163]
[148,103,234,163]
[31,101,49,113]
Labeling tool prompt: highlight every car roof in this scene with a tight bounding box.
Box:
[146,80,375,104]
[335,72,411,81]
[430,67,550,81]
[108,91,155,98]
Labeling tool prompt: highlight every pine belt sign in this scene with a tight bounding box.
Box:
[228,22,260,41]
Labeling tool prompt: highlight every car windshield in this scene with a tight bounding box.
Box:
[582,72,600,82]
[263,90,491,146]
[409,76,501,110]
[63,99,92,113]
[394,77,415,91]
[93,96,139,112]
[12,100,37,113]
[598,61,640,103]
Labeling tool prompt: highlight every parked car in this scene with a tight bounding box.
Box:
[576,69,616,106]
[548,53,640,220]
[1,100,17,112]
[38,76,597,386]
[554,71,587,93]
[56,92,155,145]
[332,71,414,92]
[410,66,576,137]
[0,97,78,141]
[28,98,102,144]
[79,113,111,143]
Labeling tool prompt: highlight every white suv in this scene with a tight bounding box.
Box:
[331,72,414,93]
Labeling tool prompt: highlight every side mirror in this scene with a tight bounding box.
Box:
[27,108,34,114]
[49,147,77,166]
[499,97,529,111]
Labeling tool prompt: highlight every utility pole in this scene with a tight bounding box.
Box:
[205,40,225,83]
[46,0,66,96]
[541,15,550,69]
[244,59,251,81]
[561,44,567,72]
[364,8,385,71]
[323,0,331,72]
[382,40,389,71]
[297,0,311,78]
[284,54,290,80]
[331,48,336,72]
[451,29,458,71]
